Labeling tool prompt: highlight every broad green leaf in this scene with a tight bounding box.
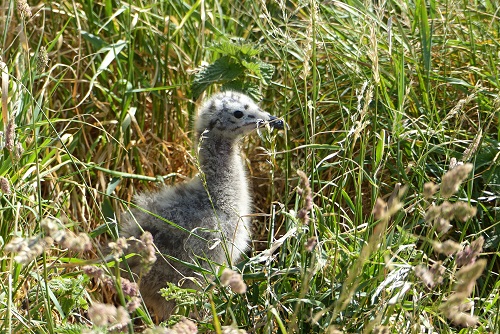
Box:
[192,56,245,98]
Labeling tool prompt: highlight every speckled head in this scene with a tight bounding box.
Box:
[196,91,284,139]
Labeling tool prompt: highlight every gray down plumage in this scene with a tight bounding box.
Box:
[119,91,283,320]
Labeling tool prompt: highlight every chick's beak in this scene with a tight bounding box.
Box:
[268,115,285,130]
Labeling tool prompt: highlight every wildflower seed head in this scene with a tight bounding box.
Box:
[88,303,130,330]
[220,268,235,285]
[144,328,171,334]
[140,230,154,246]
[220,268,247,294]
[110,306,130,331]
[0,177,11,195]
[139,231,157,267]
[440,163,473,199]
[88,302,113,327]
[101,275,117,294]
[445,291,469,306]
[387,183,406,211]
[430,261,446,279]
[424,204,439,222]
[448,157,461,170]
[440,300,478,327]
[462,129,482,162]
[425,200,477,233]
[456,246,476,267]
[108,237,128,259]
[120,277,139,297]
[170,318,198,334]
[126,296,142,313]
[222,325,247,334]
[17,0,32,18]
[82,265,104,279]
[458,300,474,312]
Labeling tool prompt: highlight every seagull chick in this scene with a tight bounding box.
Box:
[120,91,283,320]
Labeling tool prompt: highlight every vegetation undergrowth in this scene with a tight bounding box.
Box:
[0,0,498,333]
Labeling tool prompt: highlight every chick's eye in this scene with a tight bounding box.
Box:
[233,110,244,119]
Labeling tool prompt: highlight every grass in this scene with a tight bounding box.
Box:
[1,0,499,333]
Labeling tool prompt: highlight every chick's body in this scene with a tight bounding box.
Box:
[120,91,283,319]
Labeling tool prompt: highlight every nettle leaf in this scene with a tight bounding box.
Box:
[193,39,271,97]
[192,56,245,98]
[241,59,261,74]
[237,42,261,57]
[241,60,275,85]
[210,39,260,58]
[258,61,275,84]
[210,41,239,57]
[54,324,86,334]
[222,81,262,101]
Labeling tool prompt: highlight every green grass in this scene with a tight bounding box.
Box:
[1,0,499,333]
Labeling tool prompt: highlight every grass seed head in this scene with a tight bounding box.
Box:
[5,118,15,151]
[296,170,313,224]
[456,258,487,288]
[425,205,453,233]
[372,197,387,221]
[440,163,473,199]
[5,236,53,264]
[456,236,483,267]
[441,304,478,327]
[433,240,461,256]
[0,177,11,195]
[304,236,318,252]
[423,181,439,199]
[14,141,23,160]
[415,262,445,288]
[451,202,477,222]
[36,46,49,72]
[373,326,390,334]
